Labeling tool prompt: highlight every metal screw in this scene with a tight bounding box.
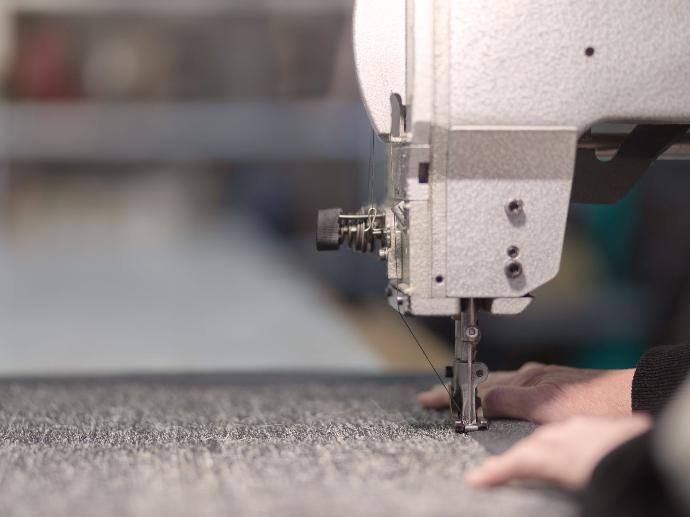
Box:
[378,248,389,261]
[505,199,524,217]
[505,260,523,279]
[507,245,520,259]
[465,326,481,340]
[476,370,484,378]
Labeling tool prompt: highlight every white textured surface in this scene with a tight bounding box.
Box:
[430,0,451,302]
[0,374,579,517]
[408,0,433,140]
[445,128,577,298]
[354,0,406,137]
[449,0,690,131]
[356,0,690,136]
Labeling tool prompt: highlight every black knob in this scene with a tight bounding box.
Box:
[316,208,343,251]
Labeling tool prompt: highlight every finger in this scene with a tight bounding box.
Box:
[465,442,542,487]
[519,361,545,372]
[482,386,540,421]
[417,384,449,408]
[465,458,518,487]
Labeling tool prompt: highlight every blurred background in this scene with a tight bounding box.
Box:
[0,0,689,377]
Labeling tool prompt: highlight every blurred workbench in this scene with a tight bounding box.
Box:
[0,373,578,517]
[0,219,386,375]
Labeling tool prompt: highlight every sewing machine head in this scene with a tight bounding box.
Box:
[317,0,690,431]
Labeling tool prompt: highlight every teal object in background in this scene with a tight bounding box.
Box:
[579,185,641,284]
[576,340,646,370]
[576,184,646,369]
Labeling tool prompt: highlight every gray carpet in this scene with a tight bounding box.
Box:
[0,373,579,517]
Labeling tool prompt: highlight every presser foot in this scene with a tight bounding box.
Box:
[454,419,488,433]
[452,392,489,433]
[448,355,489,434]
[454,401,489,433]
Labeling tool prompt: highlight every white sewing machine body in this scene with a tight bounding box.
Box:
[354,0,690,317]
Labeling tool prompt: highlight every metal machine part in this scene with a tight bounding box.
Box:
[318,0,690,432]
[449,299,488,433]
[316,208,387,254]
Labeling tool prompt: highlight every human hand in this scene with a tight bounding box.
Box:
[417,363,634,424]
[465,414,652,491]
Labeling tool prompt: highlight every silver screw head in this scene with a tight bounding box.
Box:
[378,248,389,261]
[465,326,481,340]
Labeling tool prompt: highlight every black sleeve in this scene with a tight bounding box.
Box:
[632,344,690,415]
[582,430,684,517]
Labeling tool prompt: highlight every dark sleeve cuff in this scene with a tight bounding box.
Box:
[632,344,690,415]
[582,431,683,517]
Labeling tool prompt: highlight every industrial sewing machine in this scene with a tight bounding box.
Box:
[316,0,690,432]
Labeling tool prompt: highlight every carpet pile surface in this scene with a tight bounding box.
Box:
[0,373,578,517]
